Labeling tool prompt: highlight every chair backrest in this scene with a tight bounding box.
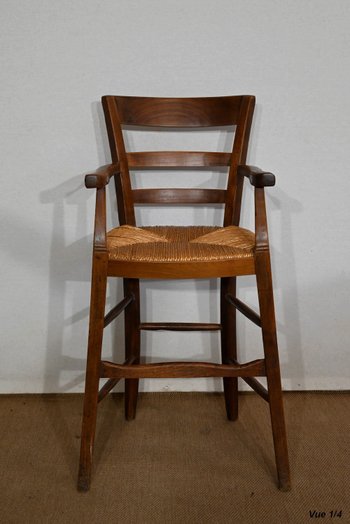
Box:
[102,95,255,227]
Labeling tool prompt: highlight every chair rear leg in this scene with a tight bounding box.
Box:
[220,277,238,420]
[124,278,141,421]
[256,253,291,491]
[78,253,108,491]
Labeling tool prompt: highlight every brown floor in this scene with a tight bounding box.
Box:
[0,392,349,524]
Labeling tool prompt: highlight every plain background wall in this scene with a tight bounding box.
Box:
[1,0,349,393]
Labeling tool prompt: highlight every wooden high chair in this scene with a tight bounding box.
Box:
[78,95,290,492]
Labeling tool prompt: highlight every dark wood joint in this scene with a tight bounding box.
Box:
[85,163,120,189]
[238,165,275,188]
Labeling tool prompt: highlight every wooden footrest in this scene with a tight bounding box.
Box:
[100,359,266,379]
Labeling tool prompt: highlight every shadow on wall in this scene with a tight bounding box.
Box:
[40,177,126,396]
[269,188,304,390]
[235,184,305,392]
[34,99,124,479]
[40,176,91,393]
[38,101,125,396]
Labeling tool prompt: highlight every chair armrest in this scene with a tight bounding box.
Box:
[238,165,275,188]
[85,163,120,189]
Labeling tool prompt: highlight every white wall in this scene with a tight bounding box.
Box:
[1,0,349,393]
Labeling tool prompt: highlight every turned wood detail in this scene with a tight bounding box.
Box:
[100,359,266,379]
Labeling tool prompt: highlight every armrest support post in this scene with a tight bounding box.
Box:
[93,187,107,252]
[254,187,269,252]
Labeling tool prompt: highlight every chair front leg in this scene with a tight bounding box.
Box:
[256,250,291,491]
[78,252,108,491]
[254,187,291,490]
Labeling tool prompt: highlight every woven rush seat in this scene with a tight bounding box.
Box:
[107,225,255,263]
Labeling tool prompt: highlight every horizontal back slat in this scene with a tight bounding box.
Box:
[127,151,231,168]
[132,188,226,204]
[113,96,242,127]
[102,94,255,225]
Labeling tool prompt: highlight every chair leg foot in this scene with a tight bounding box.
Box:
[78,398,97,492]
[77,466,91,492]
[223,378,238,421]
[267,373,291,491]
[278,477,292,492]
[125,379,139,420]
